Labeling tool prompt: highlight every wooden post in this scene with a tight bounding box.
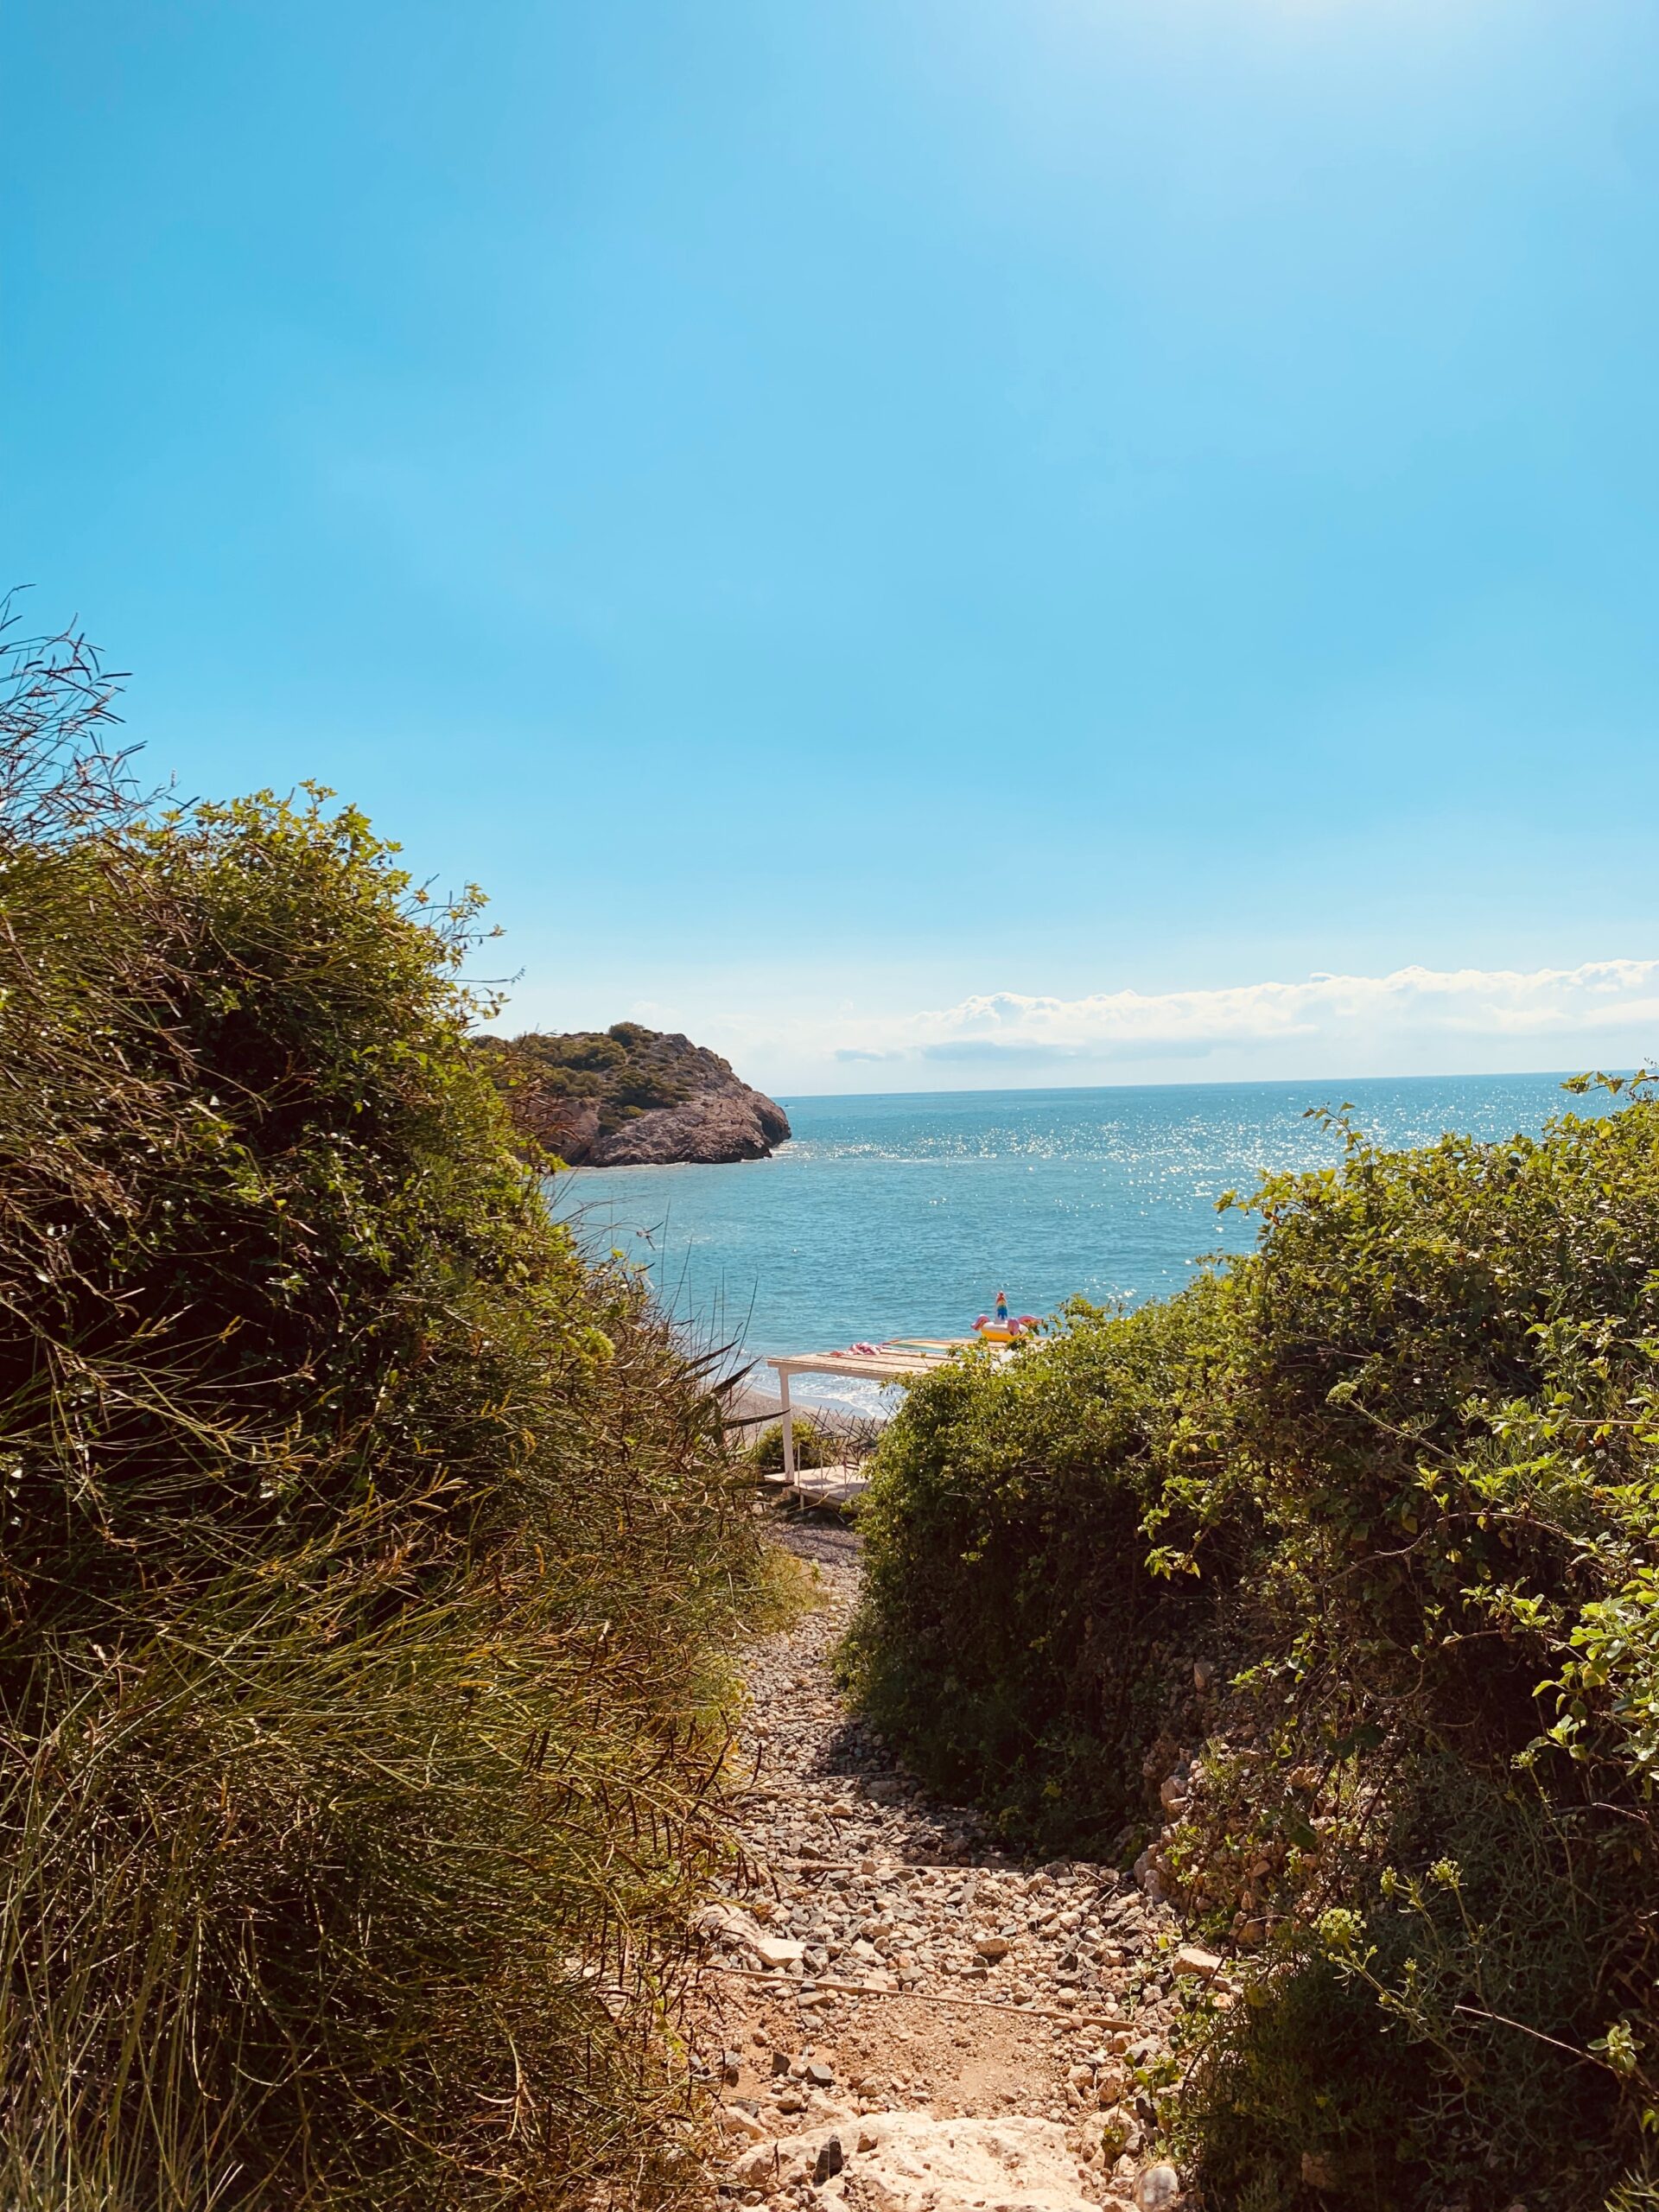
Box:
[778,1368,795,1482]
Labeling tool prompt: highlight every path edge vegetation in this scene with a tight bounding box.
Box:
[847,1085,1659,2212]
[0,607,783,2209]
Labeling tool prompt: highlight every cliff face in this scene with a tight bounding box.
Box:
[587,1046,790,1165]
[477,1023,790,1166]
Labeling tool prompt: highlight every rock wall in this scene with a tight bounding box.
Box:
[587,1044,790,1166]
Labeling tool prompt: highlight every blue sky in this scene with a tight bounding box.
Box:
[7,0,1659,1091]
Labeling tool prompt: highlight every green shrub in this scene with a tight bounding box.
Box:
[474,1026,693,1140]
[842,1283,1250,1852]
[849,1092,1659,2209]
[745,1414,840,1475]
[0,617,766,2208]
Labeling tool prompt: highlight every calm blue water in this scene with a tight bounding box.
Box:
[556,1073,1608,1408]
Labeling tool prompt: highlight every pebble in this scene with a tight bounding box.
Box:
[812,2134,844,2183]
[1172,1946,1221,1979]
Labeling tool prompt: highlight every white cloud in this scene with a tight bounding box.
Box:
[832,959,1659,1065]
[488,957,1659,1093]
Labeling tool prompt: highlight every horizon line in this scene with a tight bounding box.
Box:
[768,1063,1638,1104]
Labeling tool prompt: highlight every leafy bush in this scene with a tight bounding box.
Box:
[0,614,768,2209]
[745,1414,840,1475]
[842,1284,1249,1852]
[849,1094,1659,2209]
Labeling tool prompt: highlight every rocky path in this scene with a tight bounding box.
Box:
[695,1522,1213,2212]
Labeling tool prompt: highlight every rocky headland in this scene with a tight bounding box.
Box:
[477,1020,791,1166]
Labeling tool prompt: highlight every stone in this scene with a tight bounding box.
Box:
[752,1936,805,1968]
[812,2135,844,2184]
[1099,2107,1136,2158]
[1173,1946,1222,1980]
[837,2112,1095,2211]
[805,2061,835,2088]
[975,1935,1012,1960]
[727,2135,816,2189]
[1133,1847,1166,1903]
[1134,2164,1182,2209]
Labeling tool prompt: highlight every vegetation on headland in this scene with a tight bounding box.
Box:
[0,613,774,2209]
[477,1024,700,1138]
[847,1086,1659,2210]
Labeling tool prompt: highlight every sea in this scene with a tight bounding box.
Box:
[553,1071,1611,1413]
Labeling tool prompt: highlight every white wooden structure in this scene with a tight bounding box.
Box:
[764,1338,973,1492]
